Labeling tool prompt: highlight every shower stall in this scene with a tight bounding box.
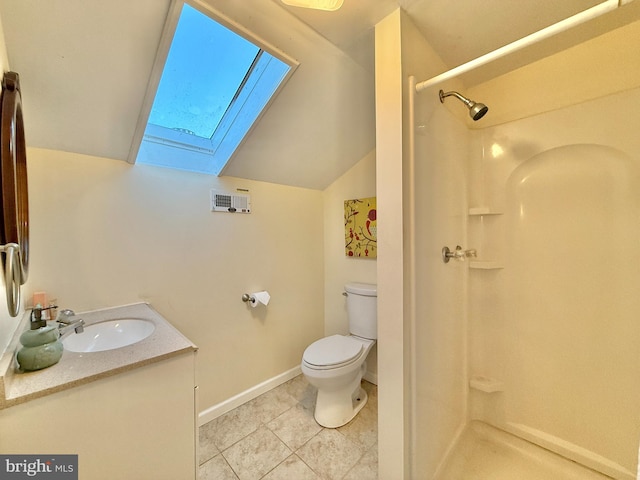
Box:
[375,3,640,479]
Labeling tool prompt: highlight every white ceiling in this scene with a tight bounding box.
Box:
[0,0,635,190]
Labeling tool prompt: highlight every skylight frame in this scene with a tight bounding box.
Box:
[128,0,299,175]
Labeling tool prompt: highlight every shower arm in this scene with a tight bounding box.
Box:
[439,90,471,106]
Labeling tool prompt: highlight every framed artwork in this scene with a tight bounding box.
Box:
[344,197,377,258]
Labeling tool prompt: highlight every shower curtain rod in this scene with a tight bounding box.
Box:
[414,0,632,93]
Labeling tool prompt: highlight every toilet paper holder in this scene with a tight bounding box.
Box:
[241,291,271,307]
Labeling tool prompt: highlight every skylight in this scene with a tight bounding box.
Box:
[133,2,295,174]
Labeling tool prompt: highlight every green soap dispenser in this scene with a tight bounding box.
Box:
[16,306,63,371]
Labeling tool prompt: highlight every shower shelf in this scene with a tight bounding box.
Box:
[468,207,503,216]
[469,261,503,270]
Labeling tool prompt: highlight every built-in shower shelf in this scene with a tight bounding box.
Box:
[469,261,503,270]
[468,207,503,216]
[469,376,504,393]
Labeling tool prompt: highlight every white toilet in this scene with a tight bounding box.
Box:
[301,282,377,428]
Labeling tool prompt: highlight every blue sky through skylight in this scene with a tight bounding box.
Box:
[136,1,294,175]
[148,4,260,138]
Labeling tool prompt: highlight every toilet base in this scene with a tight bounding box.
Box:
[313,381,368,428]
[302,337,375,428]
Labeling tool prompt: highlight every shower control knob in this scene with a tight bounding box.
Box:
[442,245,477,263]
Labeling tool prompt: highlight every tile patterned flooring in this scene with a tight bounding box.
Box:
[199,375,378,480]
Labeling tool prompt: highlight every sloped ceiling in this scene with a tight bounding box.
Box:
[0,0,634,190]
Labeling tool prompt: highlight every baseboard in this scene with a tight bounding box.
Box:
[363,370,378,385]
[198,366,302,426]
[198,366,377,426]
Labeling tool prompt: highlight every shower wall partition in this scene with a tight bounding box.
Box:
[410,77,470,476]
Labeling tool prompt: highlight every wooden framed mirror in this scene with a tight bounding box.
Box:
[0,71,29,316]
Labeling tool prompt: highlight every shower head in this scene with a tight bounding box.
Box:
[439,90,489,121]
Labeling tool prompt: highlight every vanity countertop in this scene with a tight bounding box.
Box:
[0,302,197,409]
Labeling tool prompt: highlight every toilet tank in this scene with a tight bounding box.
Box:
[345,282,377,340]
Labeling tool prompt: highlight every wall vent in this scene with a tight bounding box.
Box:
[210,190,251,213]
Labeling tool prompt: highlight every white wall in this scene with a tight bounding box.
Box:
[375,10,410,479]
[323,149,377,378]
[0,10,8,71]
[22,148,324,410]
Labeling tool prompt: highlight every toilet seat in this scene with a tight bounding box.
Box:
[303,335,363,369]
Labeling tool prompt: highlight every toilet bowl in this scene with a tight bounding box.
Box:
[302,334,375,428]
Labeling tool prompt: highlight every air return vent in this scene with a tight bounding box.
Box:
[210,190,251,213]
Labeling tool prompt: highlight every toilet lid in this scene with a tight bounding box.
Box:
[303,335,363,367]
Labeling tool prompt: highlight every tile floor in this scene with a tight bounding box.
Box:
[199,375,378,480]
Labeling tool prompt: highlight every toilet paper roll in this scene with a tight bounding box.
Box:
[249,291,270,308]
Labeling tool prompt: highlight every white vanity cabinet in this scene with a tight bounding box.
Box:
[0,303,198,479]
[0,352,197,479]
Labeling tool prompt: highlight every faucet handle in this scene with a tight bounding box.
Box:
[442,245,477,263]
[29,307,46,329]
[29,304,57,329]
[30,304,58,313]
[56,309,75,323]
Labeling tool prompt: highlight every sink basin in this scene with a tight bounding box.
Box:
[63,318,155,353]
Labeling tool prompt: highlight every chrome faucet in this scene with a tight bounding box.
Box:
[442,245,477,263]
[56,309,85,338]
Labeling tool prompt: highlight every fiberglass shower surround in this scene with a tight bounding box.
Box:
[413,83,640,480]
[406,1,640,479]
